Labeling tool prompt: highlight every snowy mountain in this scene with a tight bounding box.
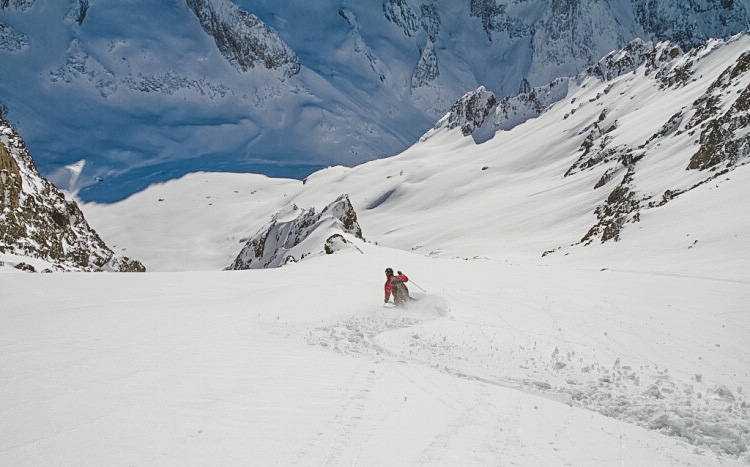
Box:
[227,194,363,270]
[77,33,750,274]
[0,0,748,202]
[433,37,750,247]
[2,32,750,467]
[0,116,144,271]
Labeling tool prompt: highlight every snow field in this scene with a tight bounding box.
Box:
[7,250,744,465]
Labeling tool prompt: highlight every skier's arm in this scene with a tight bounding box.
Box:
[384,282,392,302]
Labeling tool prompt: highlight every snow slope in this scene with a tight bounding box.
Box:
[2,249,748,465]
[2,34,749,466]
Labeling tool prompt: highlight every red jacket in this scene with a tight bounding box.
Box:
[384,273,408,301]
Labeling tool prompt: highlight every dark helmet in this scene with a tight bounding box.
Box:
[385,267,394,276]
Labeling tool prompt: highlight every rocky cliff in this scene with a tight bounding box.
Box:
[227,194,363,270]
[185,0,300,77]
[0,117,145,271]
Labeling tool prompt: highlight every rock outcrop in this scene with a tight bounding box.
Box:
[383,0,442,88]
[493,78,570,132]
[438,86,498,137]
[573,42,750,245]
[0,117,145,271]
[0,22,27,52]
[185,0,300,77]
[0,0,35,11]
[687,51,750,171]
[227,194,364,270]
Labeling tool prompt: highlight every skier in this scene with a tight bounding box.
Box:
[384,267,412,307]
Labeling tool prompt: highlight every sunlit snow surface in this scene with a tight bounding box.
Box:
[2,253,748,465]
[2,32,750,467]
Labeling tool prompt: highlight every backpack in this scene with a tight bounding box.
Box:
[390,276,409,300]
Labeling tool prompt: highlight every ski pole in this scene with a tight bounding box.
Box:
[399,270,427,293]
[409,279,427,293]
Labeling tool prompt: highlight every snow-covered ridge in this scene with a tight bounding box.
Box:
[78,33,750,276]
[422,34,750,249]
[570,38,750,245]
[449,38,683,138]
[228,194,363,270]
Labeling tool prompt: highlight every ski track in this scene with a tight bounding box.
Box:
[291,366,375,465]
[305,295,750,464]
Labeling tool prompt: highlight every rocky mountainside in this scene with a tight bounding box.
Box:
[430,34,750,251]
[74,33,750,277]
[434,37,683,139]
[574,46,750,244]
[185,0,299,77]
[227,194,363,270]
[0,0,748,202]
[0,117,145,271]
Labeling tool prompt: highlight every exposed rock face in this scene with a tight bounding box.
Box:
[469,0,748,51]
[72,0,89,25]
[383,0,420,37]
[442,86,498,136]
[470,0,531,42]
[687,51,750,170]
[567,41,750,245]
[634,0,750,49]
[419,3,440,41]
[586,38,682,82]
[580,167,642,244]
[0,0,35,11]
[464,0,748,97]
[0,22,28,52]
[227,194,363,270]
[0,117,145,271]
[383,0,442,88]
[185,0,300,77]
[494,78,570,132]
[412,39,439,88]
